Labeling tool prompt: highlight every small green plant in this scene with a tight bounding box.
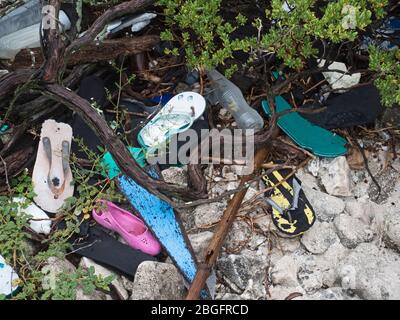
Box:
[258,0,388,70]
[158,0,255,76]
[40,266,114,300]
[369,46,400,107]
[0,169,34,261]
[0,138,122,299]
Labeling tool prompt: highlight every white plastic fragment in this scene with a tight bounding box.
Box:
[318,59,361,92]
[0,10,71,60]
[0,254,20,297]
[107,13,157,34]
[13,197,52,235]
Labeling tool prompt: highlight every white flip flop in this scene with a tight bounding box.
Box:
[13,197,52,235]
[0,255,20,298]
[138,92,206,153]
[32,120,74,213]
[157,91,206,121]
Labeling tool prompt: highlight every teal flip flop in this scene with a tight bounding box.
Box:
[262,96,347,157]
[101,146,146,179]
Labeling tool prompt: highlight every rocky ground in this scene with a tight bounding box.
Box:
[40,134,400,300]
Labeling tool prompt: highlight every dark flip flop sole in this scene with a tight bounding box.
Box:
[263,169,316,237]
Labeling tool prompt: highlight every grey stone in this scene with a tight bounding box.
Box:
[161,167,188,187]
[296,168,320,190]
[254,214,275,233]
[316,242,349,288]
[41,257,109,300]
[130,262,186,300]
[301,221,339,254]
[334,214,374,249]
[302,287,360,300]
[217,253,267,293]
[271,255,299,287]
[345,198,376,225]
[338,243,400,299]
[188,231,214,259]
[79,257,129,300]
[384,211,400,251]
[275,237,302,254]
[193,201,226,228]
[76,288,110,300]
[41,257,76,291]
[302,186,345,222]
[320,156,353,197]
[268,285,305,300]
[224,220,252,251]
[297,255,324,293]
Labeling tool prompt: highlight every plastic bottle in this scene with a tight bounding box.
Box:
[206,69,264,132]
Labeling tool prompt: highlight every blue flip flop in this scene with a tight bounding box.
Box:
[100,152,211,299]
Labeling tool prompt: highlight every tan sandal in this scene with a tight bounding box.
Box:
[32,120,74,213]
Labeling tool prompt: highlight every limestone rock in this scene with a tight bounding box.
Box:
[384,211,400,251]
[188,231,214,259]
[338,243,400,299]
[41,257,76,291]
[271,255,299,287]
[130,262,186,300]
[217,253,267,293]
[302,287,360,300]
[302,186,345,222]
[193,202,226,228]
[320,156,353,197]
[297,255,324,293]
[334,214,374,249]
[41,257,110,300]
[269,285,305,300]
[224,220,252,251]
[301,221,339,254]
[79,257,129,300]
[345,198,376,225]
[161,167,188,187]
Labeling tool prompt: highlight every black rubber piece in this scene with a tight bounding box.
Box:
[301,84,384,129]
[71,224,156,279]
[71,75,107,157]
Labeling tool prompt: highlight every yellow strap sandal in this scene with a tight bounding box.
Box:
[262,169,316,237]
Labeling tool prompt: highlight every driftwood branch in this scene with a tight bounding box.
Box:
[42,83,204,205]
[67,36,160,65]
[41,0,65,82]
[66,0,154,56]
[12,36,160,69]
[0,69,35,97]
[186,147,270,300]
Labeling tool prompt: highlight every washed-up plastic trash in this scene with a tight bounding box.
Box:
[206,69,264,132]
[361,16,400,51]
[106,13,157,35]
[138,92,206,155]
[0,0,41,39]
[121,98,159,114]
[0,1,71,60]
[318,59,361,93]
[149,93,174,106]
[0,254,20,298]
[13,197,52,235]
[0,117,9,133]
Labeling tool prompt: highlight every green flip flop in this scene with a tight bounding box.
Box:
[262,96,347,157]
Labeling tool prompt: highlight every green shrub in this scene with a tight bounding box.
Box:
[158,0,400,107]
[158,0,255,76]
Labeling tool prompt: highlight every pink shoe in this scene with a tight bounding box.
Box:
[92,200,161,256]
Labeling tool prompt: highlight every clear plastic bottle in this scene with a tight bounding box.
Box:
[207,69,264,132]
